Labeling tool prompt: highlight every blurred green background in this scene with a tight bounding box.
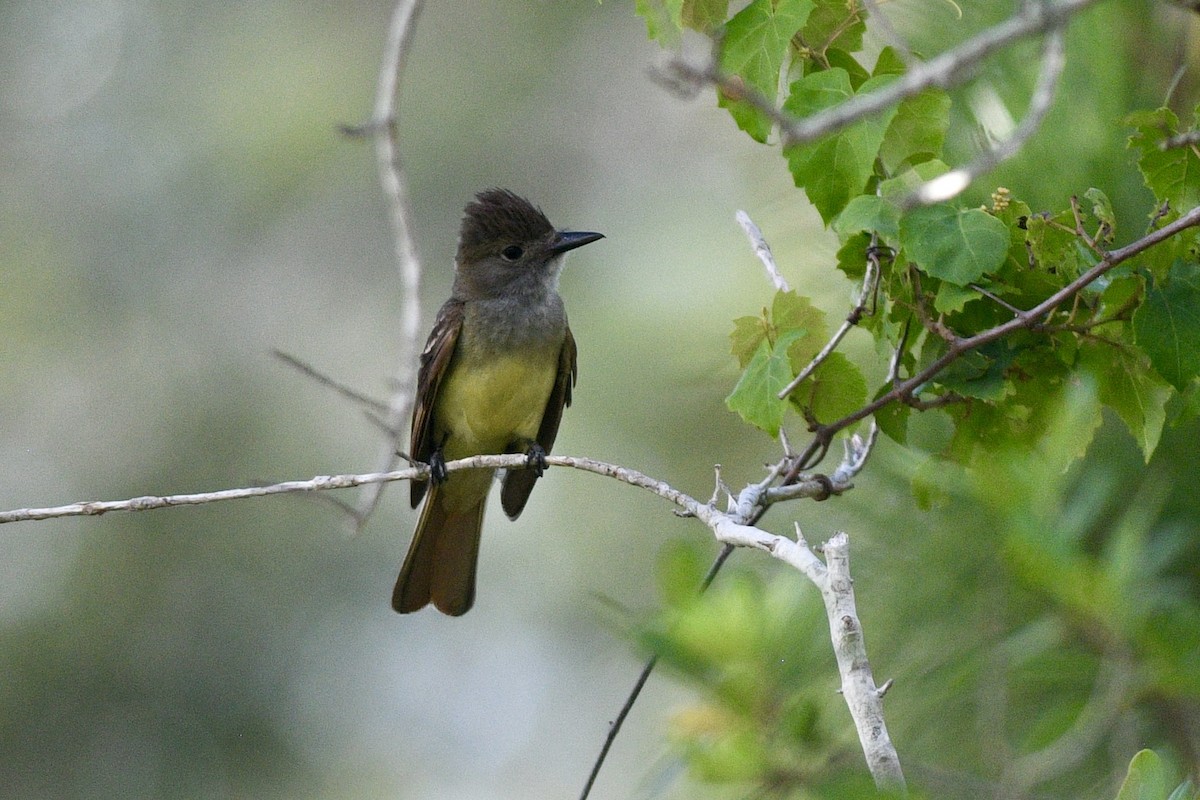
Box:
[0,1,1197,798]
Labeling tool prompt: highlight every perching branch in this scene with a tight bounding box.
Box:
[1,442,903,793]
[0,453,848,528]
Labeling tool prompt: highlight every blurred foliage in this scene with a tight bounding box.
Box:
[637,0,1200,797]
[646,388,1200,798]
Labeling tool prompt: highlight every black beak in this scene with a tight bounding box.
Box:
[549,230,604,254]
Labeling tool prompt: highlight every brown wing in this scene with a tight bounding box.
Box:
[500,323,577,519]
[409,299,464,509]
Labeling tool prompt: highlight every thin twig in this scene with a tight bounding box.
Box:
[913,22,1066,205]
[1159,129,1200,150]
[577,545,734,800]
[662,0,1098,150]
[347,0,426,530]
[272,349,389,415]
[0,454,698,526]
[778,235,882,399]
[820,203,1200,435]
[736,210,790,292]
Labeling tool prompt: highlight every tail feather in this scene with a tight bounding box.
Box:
[393,486,486,616]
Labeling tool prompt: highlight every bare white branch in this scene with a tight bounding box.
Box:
[736,210,790,292]
[352,0,426,529]
[0,453,701,526]
[700,517,904,788]
[820,533,906,792]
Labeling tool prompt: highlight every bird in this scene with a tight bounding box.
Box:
[393,189,603,615]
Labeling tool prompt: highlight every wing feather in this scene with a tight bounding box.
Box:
[409,299,464,508]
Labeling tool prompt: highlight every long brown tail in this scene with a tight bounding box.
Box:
[393,485,486,615]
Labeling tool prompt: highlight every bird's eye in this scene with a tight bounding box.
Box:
[500,245,524,261]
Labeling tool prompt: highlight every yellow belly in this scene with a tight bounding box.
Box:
[433,352,557,459]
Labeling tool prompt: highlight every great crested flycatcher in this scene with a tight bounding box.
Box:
[393,189,603,615]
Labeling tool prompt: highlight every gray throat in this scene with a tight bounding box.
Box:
[461,288,567,356]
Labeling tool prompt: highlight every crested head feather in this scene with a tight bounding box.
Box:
[458,189,554,256]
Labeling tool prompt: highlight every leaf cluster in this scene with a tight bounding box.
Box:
[641,0,1200,469]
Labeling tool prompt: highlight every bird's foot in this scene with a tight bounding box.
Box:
[429,449,449,485]
[524,443,548,477]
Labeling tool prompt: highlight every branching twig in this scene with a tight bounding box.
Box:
[662,0,1098,150]
[778,234,882,399]
[272,349,389,415]
[914,22,1066,205]
[2,446,901,792]
[819,203,1200,436]
[342,0,426,530]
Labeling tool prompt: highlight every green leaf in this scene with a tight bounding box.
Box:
[823,48,870,89]
[935,346,1012,402]
[933,281,979,314]
[1080,341,1171,461]
[798,0,865,56]
[833,194,900,239]
[900,204,1009,286]
[834,231,873,280]
[719,0,815,142]
[1134,260,1200,391]
[1115,750,1168,800]
[868,47,951,171]
[730,312,770,368]
[636,0,685,42]
[1084,187,1116,235]
[680,0,729,32]
[1025,211,1086,280]
[772,289,827,339]
[797,351,868,423]
[783,71,897,223]
[726,329,807,436]
[1127,107,1200,211]
[873,393,910,444]
[777,292,829,367]
[879,159,951,201]
[879,88,951,173]
[872,46,906,77]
